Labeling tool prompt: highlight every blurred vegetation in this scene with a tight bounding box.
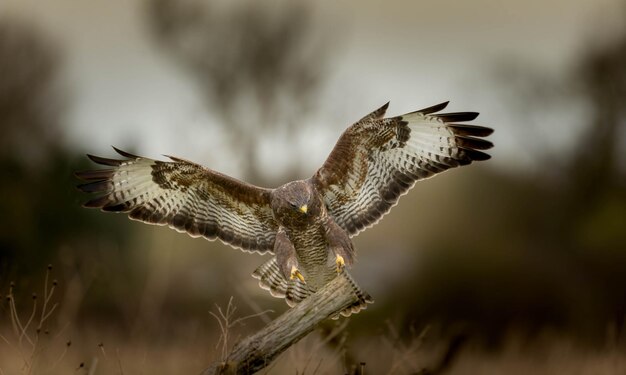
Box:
[387,21,626,346]
[147,0,330,184]
[0,19,73,280]
[0,1,625,373]
[0,20,135,329]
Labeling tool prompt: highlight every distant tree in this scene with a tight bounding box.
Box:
[569,32,626,209]
[0,21,63,169]
[0,21,129,294]
[390,13,626,346]
[147,0,330,183]
[0,21,63,281]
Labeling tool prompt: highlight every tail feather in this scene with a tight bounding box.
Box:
[252,257,313,307]
[336,270,373,318]
[252,257,373,317]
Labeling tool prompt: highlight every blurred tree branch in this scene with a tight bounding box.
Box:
[201,275,359,375]
[146,0,330,183]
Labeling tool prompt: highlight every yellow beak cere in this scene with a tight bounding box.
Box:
[299,205,308,214]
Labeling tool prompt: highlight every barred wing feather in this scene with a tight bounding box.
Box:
[312,102,493,236]
[76,148,278,253]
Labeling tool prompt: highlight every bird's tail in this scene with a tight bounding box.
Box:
[252,257,373,318]
[337,269,374,318]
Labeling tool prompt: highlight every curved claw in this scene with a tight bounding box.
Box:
[290,266,306,284]
[335,255,345,273]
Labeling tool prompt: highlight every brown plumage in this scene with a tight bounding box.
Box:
[76,101,493,316]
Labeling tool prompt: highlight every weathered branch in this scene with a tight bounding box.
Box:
[201,275,360,374]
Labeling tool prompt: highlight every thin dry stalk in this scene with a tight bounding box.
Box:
[8,285,32,347]
[116,348,125,375]
[18,297,37,347]
[38,268,58,330]
[50,341,71,370]
[209,296,273,361]
[87,357,98,375]
[383,323,430,375]
[1,265,62,373]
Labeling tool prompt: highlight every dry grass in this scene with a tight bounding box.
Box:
[1,323,625,375]
[446,336,626,375]
[1,269,625,375]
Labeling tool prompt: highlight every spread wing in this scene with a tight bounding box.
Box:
[76,148,278,254]
[312,101,493,236]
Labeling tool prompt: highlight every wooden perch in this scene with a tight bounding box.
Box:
[201,275,362,375]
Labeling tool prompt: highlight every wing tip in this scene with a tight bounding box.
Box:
[456,136,494,150]
[449,124,494,138]
[418,101,449,115]
[82,195,109,209]
[359,101,392,122]
[111,146,141,159]
[74,169,114,181]
[436,111,480,122]
[76,180,111,193]
[86,154,123,167]
[463,148,492,162]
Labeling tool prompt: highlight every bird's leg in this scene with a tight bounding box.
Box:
[324,217,355,274]
[290,266,306,283]
[335,254,345,273]
[274,227,305,283]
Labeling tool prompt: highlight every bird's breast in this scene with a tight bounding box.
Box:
[286,223,337,288]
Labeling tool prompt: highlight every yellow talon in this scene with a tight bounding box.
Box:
[290,266,306,283]
[335,255,345,273]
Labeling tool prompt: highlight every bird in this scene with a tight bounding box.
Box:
[75,101,493,317]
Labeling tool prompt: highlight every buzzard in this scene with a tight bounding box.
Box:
[76,101,493,316]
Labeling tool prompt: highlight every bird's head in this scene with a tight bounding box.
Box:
[271,180,322,226]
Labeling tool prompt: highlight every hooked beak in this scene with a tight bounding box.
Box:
[299,205,308,214]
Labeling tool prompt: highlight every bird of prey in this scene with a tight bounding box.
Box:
[76,101,493,317]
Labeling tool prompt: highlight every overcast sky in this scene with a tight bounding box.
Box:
[3,0,624,180]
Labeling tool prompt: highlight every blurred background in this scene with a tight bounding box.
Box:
[1,0,625,373]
